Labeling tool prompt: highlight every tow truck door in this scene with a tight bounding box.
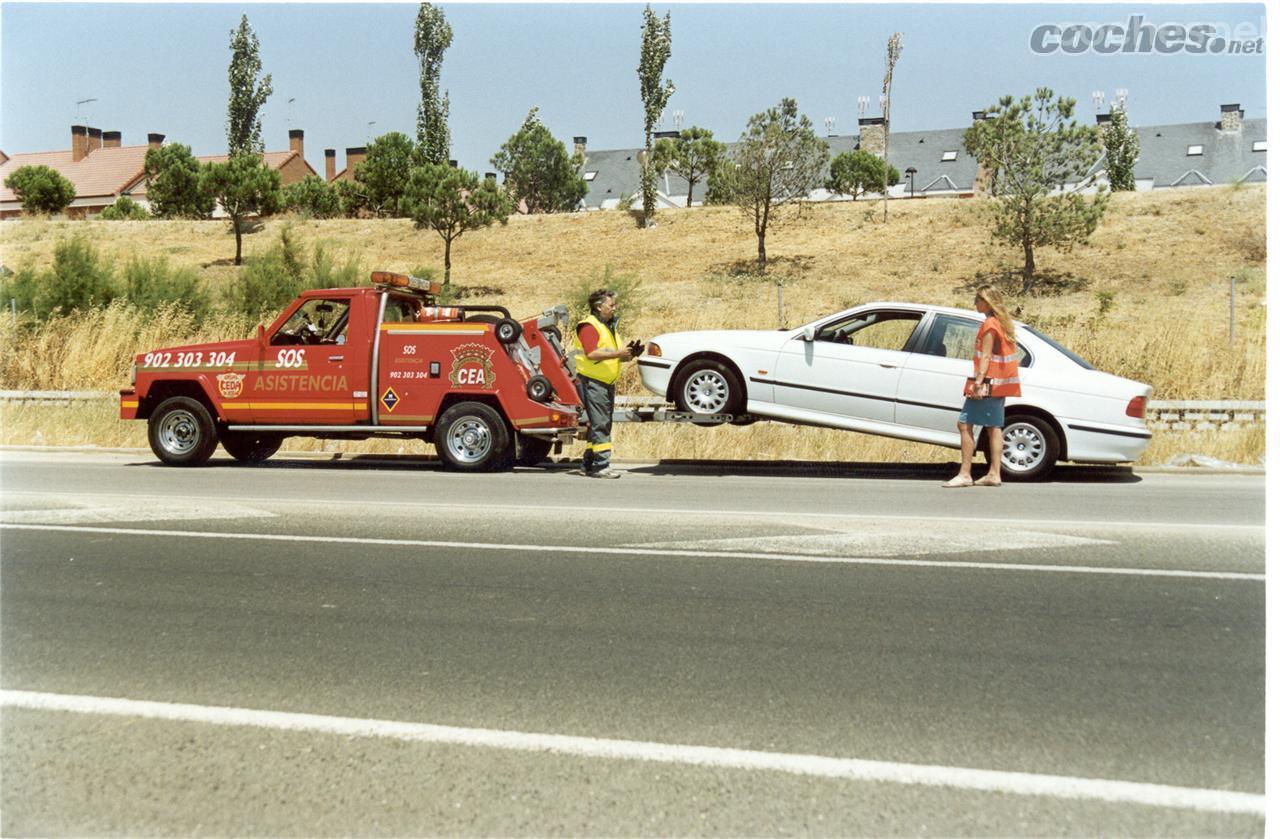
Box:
[255,293,370,424]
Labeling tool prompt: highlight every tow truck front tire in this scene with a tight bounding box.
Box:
[435,402,512,472]
[148,396,219,467]
[221,430,283,465]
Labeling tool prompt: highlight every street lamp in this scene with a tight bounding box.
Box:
[905,166,917,197]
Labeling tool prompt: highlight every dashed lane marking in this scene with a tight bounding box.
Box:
[0,499,276,525]
[0,689,1263,816]
[0,523,1262,581]
[632,529,1114,558]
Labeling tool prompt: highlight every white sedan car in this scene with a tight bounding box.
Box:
[638,302,1153,480]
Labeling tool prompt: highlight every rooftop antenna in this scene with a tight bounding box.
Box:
[75,97,97,123]
[287,97,296,128]
[1115,88,1129,107]
[857,96,870,117]
[879,93,887,112]
[657,110,665,129]
[1091,90,1106,110]
[824,116,837,135]
[673,109,684,129]
[366,120,376,142]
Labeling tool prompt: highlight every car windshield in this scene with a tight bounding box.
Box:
[1025,326,1095,370]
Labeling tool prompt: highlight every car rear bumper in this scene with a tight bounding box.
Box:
[1062,418,1152,463]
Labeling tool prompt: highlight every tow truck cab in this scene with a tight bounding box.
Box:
[121,272,583,471]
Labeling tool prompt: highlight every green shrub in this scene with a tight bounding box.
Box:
[565,265,643,328]
[0,266,41,316]
[122,256,210,321]
[309,244,362,289]
[283,175,341,219]
[97,196,151,221]
[30,236,118,318]
[227,229,367,317]
[3,165,76,215]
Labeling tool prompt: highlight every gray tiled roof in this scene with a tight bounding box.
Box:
[577,115,1266,208]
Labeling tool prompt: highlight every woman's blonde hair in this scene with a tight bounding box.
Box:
[975,284,1016,342]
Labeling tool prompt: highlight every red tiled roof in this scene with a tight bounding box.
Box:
[0,145,149,203]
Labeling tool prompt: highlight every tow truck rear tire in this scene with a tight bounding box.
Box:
[514,435,554,467]
[221,430,283,465]
[495,318,522,345]
[148,396,219,467]
[435,402,511,472]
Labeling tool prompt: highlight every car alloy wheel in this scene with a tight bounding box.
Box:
[1002,420,1048,474]
[683,369,730,414]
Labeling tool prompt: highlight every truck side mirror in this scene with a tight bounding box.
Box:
[257,324,267,350]
[802,325,816,342]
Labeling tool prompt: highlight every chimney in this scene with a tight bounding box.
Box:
[654,130,679,140]
[1096,113,1113,125]
[972,110,989,122]
[345,147,367,173]
[289,128,304,159]
[449,159,458,168]
[71,125,89,162]
[87,127,103,153]
[103,131,122,148]
[148,133,165,149]
[573,136,587,157]
[1219,103,1243,133]
[858,117,886,157]
[324,149,336,182]
[485,172,497,181]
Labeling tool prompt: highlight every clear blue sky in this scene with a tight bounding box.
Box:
[0,2,1267,175]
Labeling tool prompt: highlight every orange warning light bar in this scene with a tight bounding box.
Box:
[371,271,442,296]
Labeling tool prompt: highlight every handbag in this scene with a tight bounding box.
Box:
[964,377,991,399]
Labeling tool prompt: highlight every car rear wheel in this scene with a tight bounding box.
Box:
[434,402,511,472]
[148,396,218,467]
[221,430,283,465]
[673,360,744,417]
[998,415,1060,481]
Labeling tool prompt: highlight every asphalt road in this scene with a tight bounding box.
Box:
[0,450,1266,836]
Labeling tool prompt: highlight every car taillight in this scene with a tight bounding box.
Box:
[647,342,662,357]
[1126,396,1147,418]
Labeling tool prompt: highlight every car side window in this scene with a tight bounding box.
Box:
[817,311,922,352]
[920,315,1031,367]
[272,298,351,346]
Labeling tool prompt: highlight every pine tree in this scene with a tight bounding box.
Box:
[881,32,903,222]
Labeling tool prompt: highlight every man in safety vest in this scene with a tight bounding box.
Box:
[572,288,643,478]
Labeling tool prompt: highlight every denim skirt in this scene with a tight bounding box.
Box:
[958,397,1006,428]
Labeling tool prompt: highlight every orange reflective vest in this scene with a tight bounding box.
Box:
[974,316,1022,398]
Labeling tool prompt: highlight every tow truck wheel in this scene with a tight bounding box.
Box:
[526,375,553,403]
[221,430,283,465]
[495,318,522,345]
[673,360,744,418]
[148,396,218,467]
[515,435,554,467]
[434,402,511,472]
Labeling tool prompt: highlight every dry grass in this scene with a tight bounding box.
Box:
[0,185,1265,463]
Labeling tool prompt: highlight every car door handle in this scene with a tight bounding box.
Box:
[328,355,345,362]
[878,361,899,368]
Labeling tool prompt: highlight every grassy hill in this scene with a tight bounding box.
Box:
[0,184,1265,465]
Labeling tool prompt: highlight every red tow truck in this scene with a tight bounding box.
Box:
[119,272,583,471]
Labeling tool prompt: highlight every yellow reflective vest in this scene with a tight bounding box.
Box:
[572,314,623,385]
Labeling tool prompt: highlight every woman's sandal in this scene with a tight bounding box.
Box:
[942,475,974,488]
[974,475,1003,487]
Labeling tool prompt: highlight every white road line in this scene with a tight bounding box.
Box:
[0,689,1262,816]
[2,490,1264,532]
[0,523,1263,581]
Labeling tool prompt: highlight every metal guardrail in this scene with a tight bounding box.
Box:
[0,391,1267,428]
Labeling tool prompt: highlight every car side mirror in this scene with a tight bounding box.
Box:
[802,325,816,342]
[257,324,267,350]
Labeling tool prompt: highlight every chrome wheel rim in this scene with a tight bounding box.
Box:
[158,410,201,456]
[684,370,729,413]
[446,417,492,464]
[1002,422,1046,473]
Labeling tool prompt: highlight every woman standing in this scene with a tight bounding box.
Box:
[944,285,1022,487]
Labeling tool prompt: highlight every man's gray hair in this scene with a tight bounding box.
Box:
[588,288,617,315]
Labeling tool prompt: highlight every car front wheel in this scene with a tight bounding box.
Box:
[148,396,219,467]
[673,360,744,417]
[998,415,1060,481]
